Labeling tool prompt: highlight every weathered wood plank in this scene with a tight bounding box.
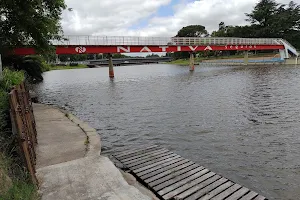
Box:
[114,145,159,159]
[130,154,179,170]
[114,145,157,157]
[199,181,234,200]
[121,148,168,163]
[133,155,182,173]
[171,174,221,199]
[211,184,242,200]
[135,157,185,176]
[239,191,259,200]
[160,172,216,198]
[184,178,228,200]
[139,159,191,179]
[226,187,250,200]
[150,166,206,189]
[145,164,200,187]
[144,161,195,183]
[154,168,209,192]
[125,151,175,167]
[253,195,266,200]
[112,146,267,200]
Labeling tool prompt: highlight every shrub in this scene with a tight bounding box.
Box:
[69,63,79,66]
[3,55,44,83]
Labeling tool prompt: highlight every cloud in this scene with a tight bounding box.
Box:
[61,0,293,37]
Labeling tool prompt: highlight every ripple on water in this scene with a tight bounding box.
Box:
[34,64,300,200]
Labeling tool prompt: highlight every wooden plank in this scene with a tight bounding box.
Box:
[149,165,205,189]
[121,148,168,163]
[153,168,209,192]
[147,163,200,185]
[125,151,175,167]
[211,184,242,200]
[114,145,159,159]
[114,144,157,156]
[184,178,228,200]
[239,191,259,200]
[144,161,195,183]
[140,159,191,179]
[253,195,266,200]
[199,181,234,200]
[226,187,250,200]
[170,174,221,200]
[135,157,185,176]
[130,153,179,170]
[133,155,182,173]
[160,172,216,198]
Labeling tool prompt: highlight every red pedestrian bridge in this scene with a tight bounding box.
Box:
[12,36,299,77]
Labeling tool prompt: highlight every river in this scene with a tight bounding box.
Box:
[34,64,300,199]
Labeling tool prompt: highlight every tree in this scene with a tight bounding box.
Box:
[176,25,208,37]
[0,0,66,54]
[211,0,300,49]
[245,0,300,46]
[174,25,209,59]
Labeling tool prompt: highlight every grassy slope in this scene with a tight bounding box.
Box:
[0,69,39,200]
[49,64,88,71]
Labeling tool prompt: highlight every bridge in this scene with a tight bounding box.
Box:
[12,36,299,78]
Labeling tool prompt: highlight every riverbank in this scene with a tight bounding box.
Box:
[168,54,278,65]
[48,64,88,71]
[33,103,156,200]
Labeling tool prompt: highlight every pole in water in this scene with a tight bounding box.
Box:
[189,52,195,71]
[108,53,114,78]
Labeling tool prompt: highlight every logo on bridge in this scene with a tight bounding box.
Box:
[75,46,86,54]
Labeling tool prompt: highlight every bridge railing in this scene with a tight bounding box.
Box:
[52,36,282,46]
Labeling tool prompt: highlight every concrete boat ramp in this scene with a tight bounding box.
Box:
[33,103,267,200]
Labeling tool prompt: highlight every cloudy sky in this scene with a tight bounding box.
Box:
[61,0,292,37]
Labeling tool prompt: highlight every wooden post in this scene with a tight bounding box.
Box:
[108,53,114,78]
[244,51,249,65]
[189,52,195,71]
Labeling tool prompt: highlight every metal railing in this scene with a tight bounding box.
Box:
[9,82,38,185]
[52,36,283,46]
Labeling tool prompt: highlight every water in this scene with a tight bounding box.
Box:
[34,64,300,199]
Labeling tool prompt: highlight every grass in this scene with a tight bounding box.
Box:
[1,68,25,90]
[49,64,88,71]
[0,69,39,200]
[0,154,39,200]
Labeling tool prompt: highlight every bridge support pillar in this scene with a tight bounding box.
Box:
[189,52,195,71]
[244,51,249,65]
[108,53,114,78]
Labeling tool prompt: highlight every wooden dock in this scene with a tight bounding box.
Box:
[112,145,267,200]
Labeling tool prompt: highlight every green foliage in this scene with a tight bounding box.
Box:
[3,56,45,83]
[212,0,300,48]
[176,25,208,37]
[0,181,38,200]
[146,53,160,58]
[49,64,88,71]
[0,154,38,200]
[0,0,66,54]
[1,68,24,90]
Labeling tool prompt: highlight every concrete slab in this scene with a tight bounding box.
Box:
[37,155,151,200]
[33,104,87,169]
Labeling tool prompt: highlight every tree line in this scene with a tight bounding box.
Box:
[173,0,300,59]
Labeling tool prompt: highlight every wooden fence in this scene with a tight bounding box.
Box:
[9,82,38,185]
